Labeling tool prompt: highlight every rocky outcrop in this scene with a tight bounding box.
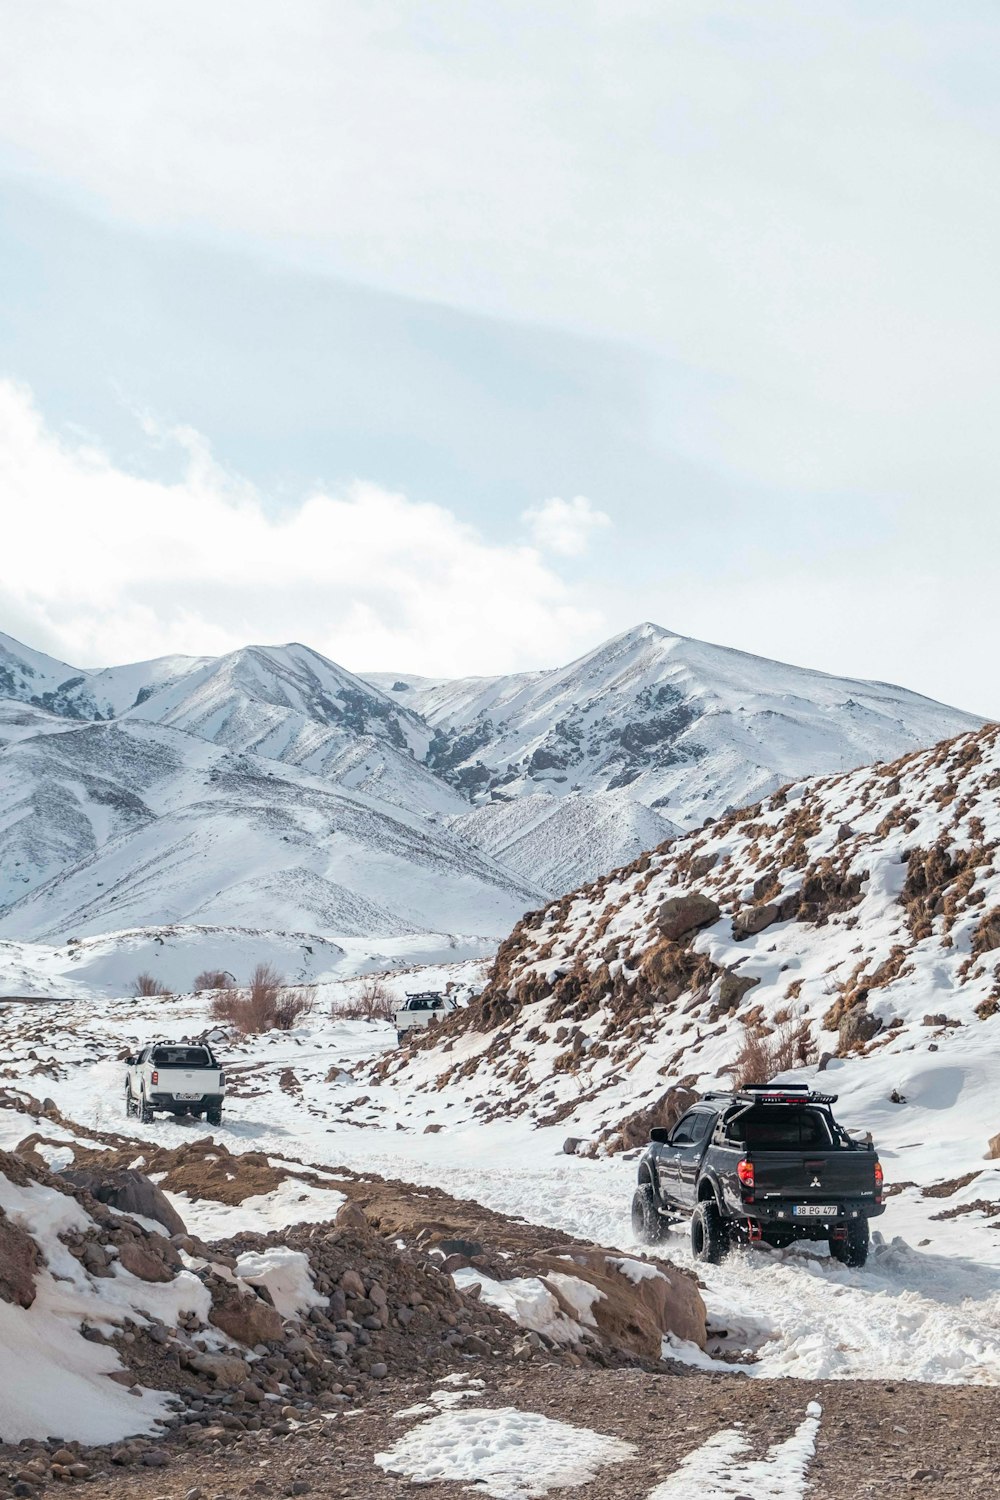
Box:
[208,1281,285,1347]
[839,1005,883,1052]
[61,1166,187,1236]
[0,1208,39,1308]
[527,1246,706,1359]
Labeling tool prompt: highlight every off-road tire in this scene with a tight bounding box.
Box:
[139,1094,154,1125]
[206,1107,223,1127]
[631,1183,670,1245]
[830,1219,870,1268]
[125,1085,135,1119]
[691,1198,730,1264]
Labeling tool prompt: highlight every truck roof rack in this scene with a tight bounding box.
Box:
[701,1085,839,1107]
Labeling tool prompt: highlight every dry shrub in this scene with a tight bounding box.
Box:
[194,969,232,991]
[211,963,313,1036]
[131,972,171,998]
[724,1018,812,1089]
[339,975,395,1022]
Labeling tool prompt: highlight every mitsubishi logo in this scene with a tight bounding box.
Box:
[810,1175,822,1188]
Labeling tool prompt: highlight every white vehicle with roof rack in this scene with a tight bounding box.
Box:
[393,990,458,1044]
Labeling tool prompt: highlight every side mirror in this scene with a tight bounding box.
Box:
[649,1126,672,1144]
[125,1055,137,1066]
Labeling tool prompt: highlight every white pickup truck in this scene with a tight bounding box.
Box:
[394,991,457,1043]
[125,1040,226,1125]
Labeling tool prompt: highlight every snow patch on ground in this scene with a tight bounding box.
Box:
[375,1406,637,1498]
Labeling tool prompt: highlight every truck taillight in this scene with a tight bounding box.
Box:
[737,1159,755,1189]
[874,1161,883,1196]
[218,1072,226,1087]
[151,1070,158,1086]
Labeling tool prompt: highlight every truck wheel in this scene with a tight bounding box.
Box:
[830,1220,869,1268]
[691,1199,730,1264]
[631,1184,669,1245]
[206,1107,223,1127]
[139,1095,154,1125]
[124,1085,135,1119]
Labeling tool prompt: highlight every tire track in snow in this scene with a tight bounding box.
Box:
[647,1403,822,1499]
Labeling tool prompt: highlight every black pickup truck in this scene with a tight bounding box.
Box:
[632,1083,884,1267]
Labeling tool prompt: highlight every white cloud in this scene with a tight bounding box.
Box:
[0,382,604,676]
[521,496,612,557]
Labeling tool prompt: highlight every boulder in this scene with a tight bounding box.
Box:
[838,1005,883,1052]
[186,1351,250,1387]
[718,971,760,1008]
[61,1168,187,1236]
[0,1209,39,1308]
[656,893,720,942]
[732,904,780,940]
[334,1201,370,1234]
[209,1283,284,1347]
[562,1138,584,1156]
[117,1240,176,1284]
[987,1133,1000,1161]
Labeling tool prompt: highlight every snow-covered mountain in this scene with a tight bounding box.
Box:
[0,629,205,720]
[0,718,545,950]
[368,623,983,831]
[0,621,984,934]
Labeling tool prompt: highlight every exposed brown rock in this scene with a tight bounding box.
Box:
[209,1281,284,1346]
[0,1207,39,1308]
[656,893,721,941]
[732,903,780,939]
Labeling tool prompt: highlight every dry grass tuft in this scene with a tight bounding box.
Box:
[338,975,396,1022]
[211,963,313,1035]
[194,969,232,992]
[723,1018,812,1088]
[131,972,171,998]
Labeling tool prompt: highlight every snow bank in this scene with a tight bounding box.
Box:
[234,1246,326,1318]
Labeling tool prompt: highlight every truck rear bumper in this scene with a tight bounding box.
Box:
[741,1198,885,1228]
[149,1092,223,1114]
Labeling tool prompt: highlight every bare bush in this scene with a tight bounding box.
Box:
[210,963,313,1036]
[723,1026,774,1089]
[194,969,232,992]
[337,975,395,1022]
[723,1018,813,1089]
[131,972,171,998]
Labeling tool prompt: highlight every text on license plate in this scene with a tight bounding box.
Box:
[176,1092,201,1100]
[793,1204,837,1217]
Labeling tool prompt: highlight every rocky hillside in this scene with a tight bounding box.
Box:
[385,722,1000,1155]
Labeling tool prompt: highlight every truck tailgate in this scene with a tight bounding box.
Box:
[155,1067,221,1095]
[752,1149,877,1200]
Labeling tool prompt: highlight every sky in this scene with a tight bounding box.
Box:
[0,1,998,709]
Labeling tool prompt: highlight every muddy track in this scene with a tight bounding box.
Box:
[65,1367,1000,1499]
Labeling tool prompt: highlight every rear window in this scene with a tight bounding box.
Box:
[151,1047,214,1069]
[726,1106,833,1149]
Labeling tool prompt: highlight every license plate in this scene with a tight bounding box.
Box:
[793,1204,837,1217]
[176,1092,201,1100]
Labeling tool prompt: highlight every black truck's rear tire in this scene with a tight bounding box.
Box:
[631,1184,669,1245]
[830,1220,870,1268]
[691,1199,730,1264]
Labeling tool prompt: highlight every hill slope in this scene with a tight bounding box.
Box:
[382,723,1000,1167]
[0,719,545,947]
